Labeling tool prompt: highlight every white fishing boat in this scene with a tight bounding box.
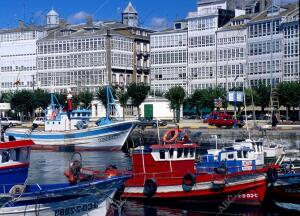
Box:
[4,87,139,151]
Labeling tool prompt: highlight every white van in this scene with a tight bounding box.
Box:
[33,117,45,126]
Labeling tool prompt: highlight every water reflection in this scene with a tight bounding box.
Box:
[28,151,131,184]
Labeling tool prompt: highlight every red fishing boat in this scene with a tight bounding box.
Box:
[122,129,268,205]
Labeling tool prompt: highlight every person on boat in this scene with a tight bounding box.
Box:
[272,114,278,128]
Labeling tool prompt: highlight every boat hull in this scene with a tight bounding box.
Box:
[0,176,128,216]
[269,172,300,204]
[123,174,267,206]
[5,120,138,151]
[0,164,29,193]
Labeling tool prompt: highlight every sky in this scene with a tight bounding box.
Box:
[0,0,297,30]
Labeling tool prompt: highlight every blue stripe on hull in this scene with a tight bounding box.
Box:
[6,122,133,140]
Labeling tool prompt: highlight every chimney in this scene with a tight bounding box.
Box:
[18,20,25,29]
[260,0,267,12]
[59,19,66,28]
[86,16,93,26]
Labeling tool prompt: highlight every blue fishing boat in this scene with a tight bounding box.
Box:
[269,167,300,211]
[0,140,34,192]
[0,151,130,215]
[0,175,129,216]
[5,87,139,151]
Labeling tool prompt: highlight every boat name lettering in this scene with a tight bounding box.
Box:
[98,133,121,142]
[54,202,99,216]
[285,188,300,193]
[228,193,258,199]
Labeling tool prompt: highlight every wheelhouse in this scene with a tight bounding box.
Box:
[0,140,34,166]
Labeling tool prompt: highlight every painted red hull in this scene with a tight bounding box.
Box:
[123,174,267,205]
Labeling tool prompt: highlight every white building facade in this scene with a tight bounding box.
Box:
[150,21,188,94]
[150,0,298,95]
[281,7,299,82]
[0,24,45,92]
[247,5,285,86]
[216,16,249,90]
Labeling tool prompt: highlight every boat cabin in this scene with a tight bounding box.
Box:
[44,93,91,132]
[132,143,197,176]
[234,139,264,166]
[198,147,256,174]
[0,140,34,192]
[45,107,91,131]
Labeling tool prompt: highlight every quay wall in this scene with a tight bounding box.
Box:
[130,128,300,149]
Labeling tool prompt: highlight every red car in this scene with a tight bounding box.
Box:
[208,112,244,128]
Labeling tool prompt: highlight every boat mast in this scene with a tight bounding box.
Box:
[270,0,274,116]
[106,85,110,120]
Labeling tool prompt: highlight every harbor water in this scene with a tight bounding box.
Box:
[28,150,299,216]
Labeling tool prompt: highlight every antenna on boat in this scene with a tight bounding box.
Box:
[157,119,161,145]
[243,78,251,140]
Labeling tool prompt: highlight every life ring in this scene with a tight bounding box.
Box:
[162,129,179,143]
[267,168,278,183]
[144,178,157,197]
[9,185,25,195]
[182,173,196,191]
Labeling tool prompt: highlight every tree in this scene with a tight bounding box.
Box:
[252,82,271,112]
[190,89,204,116]
[96,86,117,109]
[0,91,14,103]
[165,86,186,123]
[277,81,300,120]
[76,90,94,108]
[10,90,34,119]
[117,90,129,120]
[190,87,226,113]
[33,89,50,109]
[127,83,150,117]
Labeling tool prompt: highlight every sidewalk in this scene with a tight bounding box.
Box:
[158,119,300,130]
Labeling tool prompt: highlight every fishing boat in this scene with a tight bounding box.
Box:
[0,140,34,192]
[0,175,129,216]
[268,166,300,211]
[0,152,130,216]
[122,128,268,205]
[4,87,139,151]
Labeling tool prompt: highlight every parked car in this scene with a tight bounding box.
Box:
[138,118,167,128]
[256,114,270,120]
[0,117,22,126]
[208,112,244,128]
[33,117,45,126]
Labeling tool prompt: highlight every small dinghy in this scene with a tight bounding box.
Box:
[0,153,130,216]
